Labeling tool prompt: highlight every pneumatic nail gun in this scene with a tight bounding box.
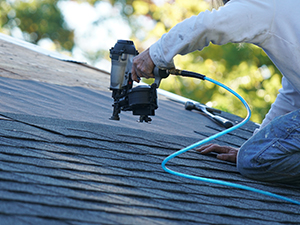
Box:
[109,40,169,122]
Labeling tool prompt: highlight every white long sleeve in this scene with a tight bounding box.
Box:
[150,0,271,69]
[149,0,300,126]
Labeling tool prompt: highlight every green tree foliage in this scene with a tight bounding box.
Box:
[0,0,74,50]
[0,0,281,123]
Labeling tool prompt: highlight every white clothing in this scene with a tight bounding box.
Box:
[149,0,300,129]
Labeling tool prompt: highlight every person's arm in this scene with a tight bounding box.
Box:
[132,0,273,79]
[132,0,273,81]
[149,0,272,69]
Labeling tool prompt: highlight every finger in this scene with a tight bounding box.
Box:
[198,144,230,154]
[140,71,152,79]
[136,63,152,79]
[217,153,237,163]
[131,67,140,83]
[196,143,214,152]
[132,56,142,81]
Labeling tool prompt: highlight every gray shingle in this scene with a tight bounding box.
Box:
[0,76,299,225]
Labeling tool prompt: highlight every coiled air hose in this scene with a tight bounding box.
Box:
[162,69,300,205]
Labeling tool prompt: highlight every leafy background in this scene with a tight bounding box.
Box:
[0,0,281,123]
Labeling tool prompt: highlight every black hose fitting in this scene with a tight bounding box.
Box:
[168,69,206,80]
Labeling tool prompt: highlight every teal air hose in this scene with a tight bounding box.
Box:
[161,70,300,205]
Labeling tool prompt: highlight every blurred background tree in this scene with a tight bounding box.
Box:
[0,0,281,123]
[0,0,74,50]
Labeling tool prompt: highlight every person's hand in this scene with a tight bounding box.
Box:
[196,143,238,163]
[131,48,155,83]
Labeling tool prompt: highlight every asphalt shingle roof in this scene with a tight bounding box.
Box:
[0,35,299,224]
